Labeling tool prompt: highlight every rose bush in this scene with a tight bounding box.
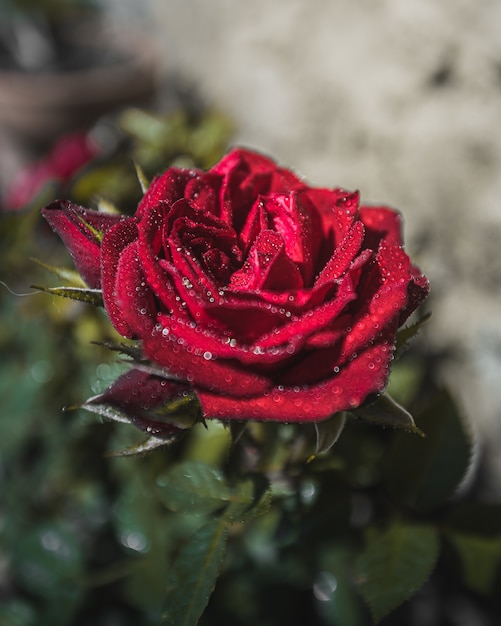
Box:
[42,148,428,422]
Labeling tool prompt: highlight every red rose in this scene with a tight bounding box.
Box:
[42,148,429,423]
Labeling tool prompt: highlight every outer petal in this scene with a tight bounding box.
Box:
[197,334,394,422]
[142,317,273,397]
[101,218,141,337]
[359,205,403,249]
[42,201,126,288]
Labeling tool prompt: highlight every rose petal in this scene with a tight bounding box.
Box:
[359,205,403,248]
[42,201,126,288]
[197,335,394,422]
[142,317,272,397]
[101,219,140,337]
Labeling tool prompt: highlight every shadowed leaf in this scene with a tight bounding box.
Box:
[157,462,232,515]
[383,389,474,512]
[161,519,227,626]
[355,521,439,623]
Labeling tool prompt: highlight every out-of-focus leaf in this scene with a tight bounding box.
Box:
[0,600,37,626]
[352,393,423,435]
[355,521,439,624]
[383,389,474,512]
[224,475,272,523]
[157,462,231,516]
[161,519,227,626]
[315,545,368,626]
[12,522,84,625]
[31,285,103,306]
[446,532,501,596]
[443,503,501,595]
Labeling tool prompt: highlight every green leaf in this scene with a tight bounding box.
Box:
[224,475,272,523]
[12,522,84,625]
[312,412,346,459]
[352,393,423,435]
[161,519,227,626]
[383,389,474,512]
[157,462,232,515]
[446,532,501,596]
[443,503,501,595]
[31,285,103,306]
[355,521,439,623]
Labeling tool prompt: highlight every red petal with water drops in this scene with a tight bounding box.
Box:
[197,335,394,422]
[142,315,273,397]
[42,201,126,288]
[101,218,140,338]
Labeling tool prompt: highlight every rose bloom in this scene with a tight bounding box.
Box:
[42,148,429,423]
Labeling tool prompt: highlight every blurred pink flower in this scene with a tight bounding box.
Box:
[2,132,100,211]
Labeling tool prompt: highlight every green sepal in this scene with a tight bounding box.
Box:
[351,393,424,436]
[106,433,184,457]
[31,258,86,287]
[134,161,150,194]
[395,312,431,357]
[355,521,439,623]
[309,412,347,462]
[73,213,105,243]
[31,284,103,306]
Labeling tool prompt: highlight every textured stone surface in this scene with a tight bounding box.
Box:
[147,0,501,474]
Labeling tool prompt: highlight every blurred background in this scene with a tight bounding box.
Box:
[1,1,500,624]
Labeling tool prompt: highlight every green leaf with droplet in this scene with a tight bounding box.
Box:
[355,521,439,623]
[31,285,103,306]
[157,462,232,516]
[383,389,474,512]
[352,393,423,435]
[161,519,227,626]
